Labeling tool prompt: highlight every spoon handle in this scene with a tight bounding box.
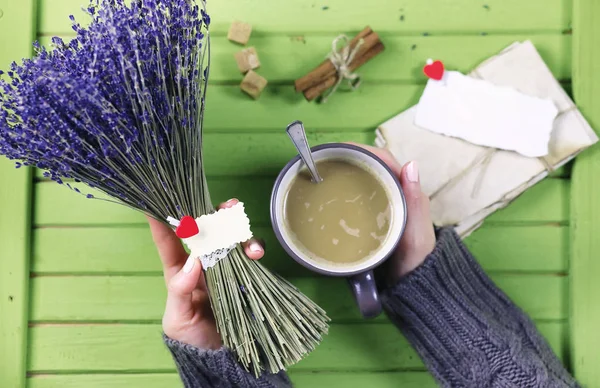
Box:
[286,120,323,183]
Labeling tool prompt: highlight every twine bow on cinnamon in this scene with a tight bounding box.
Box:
[319,35,365,103]
[294,26,385,102]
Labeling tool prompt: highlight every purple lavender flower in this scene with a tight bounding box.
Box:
[0,2,332,377]
[0,0,210,219]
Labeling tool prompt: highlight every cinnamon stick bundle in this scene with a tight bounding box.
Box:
[295,26,385,101]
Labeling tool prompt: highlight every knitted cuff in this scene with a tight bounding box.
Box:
[383,227,522,327]
[163,334,292,388]
[381,227,578,387]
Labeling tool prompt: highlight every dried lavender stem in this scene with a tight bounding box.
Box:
[0,0,329,377]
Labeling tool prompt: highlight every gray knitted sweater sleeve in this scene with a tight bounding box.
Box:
[163,334,292,388]
[382,227,579,388]
[164,227,579,387]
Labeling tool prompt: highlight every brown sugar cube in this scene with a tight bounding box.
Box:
[234,47,261,73]
[227,21,252,45]
[241,70,267,99]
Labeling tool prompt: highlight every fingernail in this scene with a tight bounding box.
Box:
[183,256,196,273]
[258,238,266,250]
[249,241,263,253]
[406,161,419,183]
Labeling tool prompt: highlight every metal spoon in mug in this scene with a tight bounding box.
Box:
[286,120,323,183]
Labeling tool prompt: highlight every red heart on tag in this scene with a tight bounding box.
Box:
[176,215,199,239]
[423,60,444,80]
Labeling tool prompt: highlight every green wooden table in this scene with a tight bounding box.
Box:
[1,0,600,387]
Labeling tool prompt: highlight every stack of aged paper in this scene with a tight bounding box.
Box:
[375,41,598,238]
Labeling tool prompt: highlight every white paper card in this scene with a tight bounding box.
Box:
[170,202,253,269]
[414,71,559,157]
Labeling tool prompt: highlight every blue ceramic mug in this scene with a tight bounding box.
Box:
[270,143,407,318]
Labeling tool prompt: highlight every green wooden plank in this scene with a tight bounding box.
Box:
[465,225,568,272]
[33,177,569,226]
[485,179,569,223]
[34,183,146,226]
[35,132,374,183]
[26,323,420,372]
[34,161,572,180]
[27,322,565,372]
[0,0,36,387]
[30,226,313,276]
[570,0,600,384]
[27,324,174,373]
[492,275,566,320]
[38,0,571,35]
[0,164,32,386]
[202,85,416,132]
[27,372,436,388]
[9,74,564,139]
[34,161,571,181]
[537,321,570,363]
[29,275,566,322]
[38,34,573,83]
[28,375,185,388]
[31,225,568,275]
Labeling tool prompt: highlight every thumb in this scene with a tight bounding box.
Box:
[397,161,436,276]
[165,255,203,321]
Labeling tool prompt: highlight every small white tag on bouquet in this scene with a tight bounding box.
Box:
[167,202,253,269]
[414,68,559,158]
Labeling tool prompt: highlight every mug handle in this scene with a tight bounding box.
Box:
[348,270,382,319]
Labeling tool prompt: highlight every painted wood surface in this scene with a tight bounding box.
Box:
[34,178,569,225]
[27,372,438,388]
[0,0,36,387]
[0,0,591,387]
[31,224,568,274]
[38,0,571,35]
[27,322,566,372]
[28,275,566,322]
[570,0,600,385]
[38,34,573,84]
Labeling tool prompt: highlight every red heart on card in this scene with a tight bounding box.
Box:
[423,60,444,80]
[176,215,199,239]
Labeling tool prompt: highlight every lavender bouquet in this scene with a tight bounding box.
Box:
[0,0,328,376]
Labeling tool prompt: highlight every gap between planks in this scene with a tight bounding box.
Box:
[27,318,568,327]
[26,369,430,376]
[28,270,570,278]
[36,30,575,39]
[31,220,571,229]
[26,368,431,376]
